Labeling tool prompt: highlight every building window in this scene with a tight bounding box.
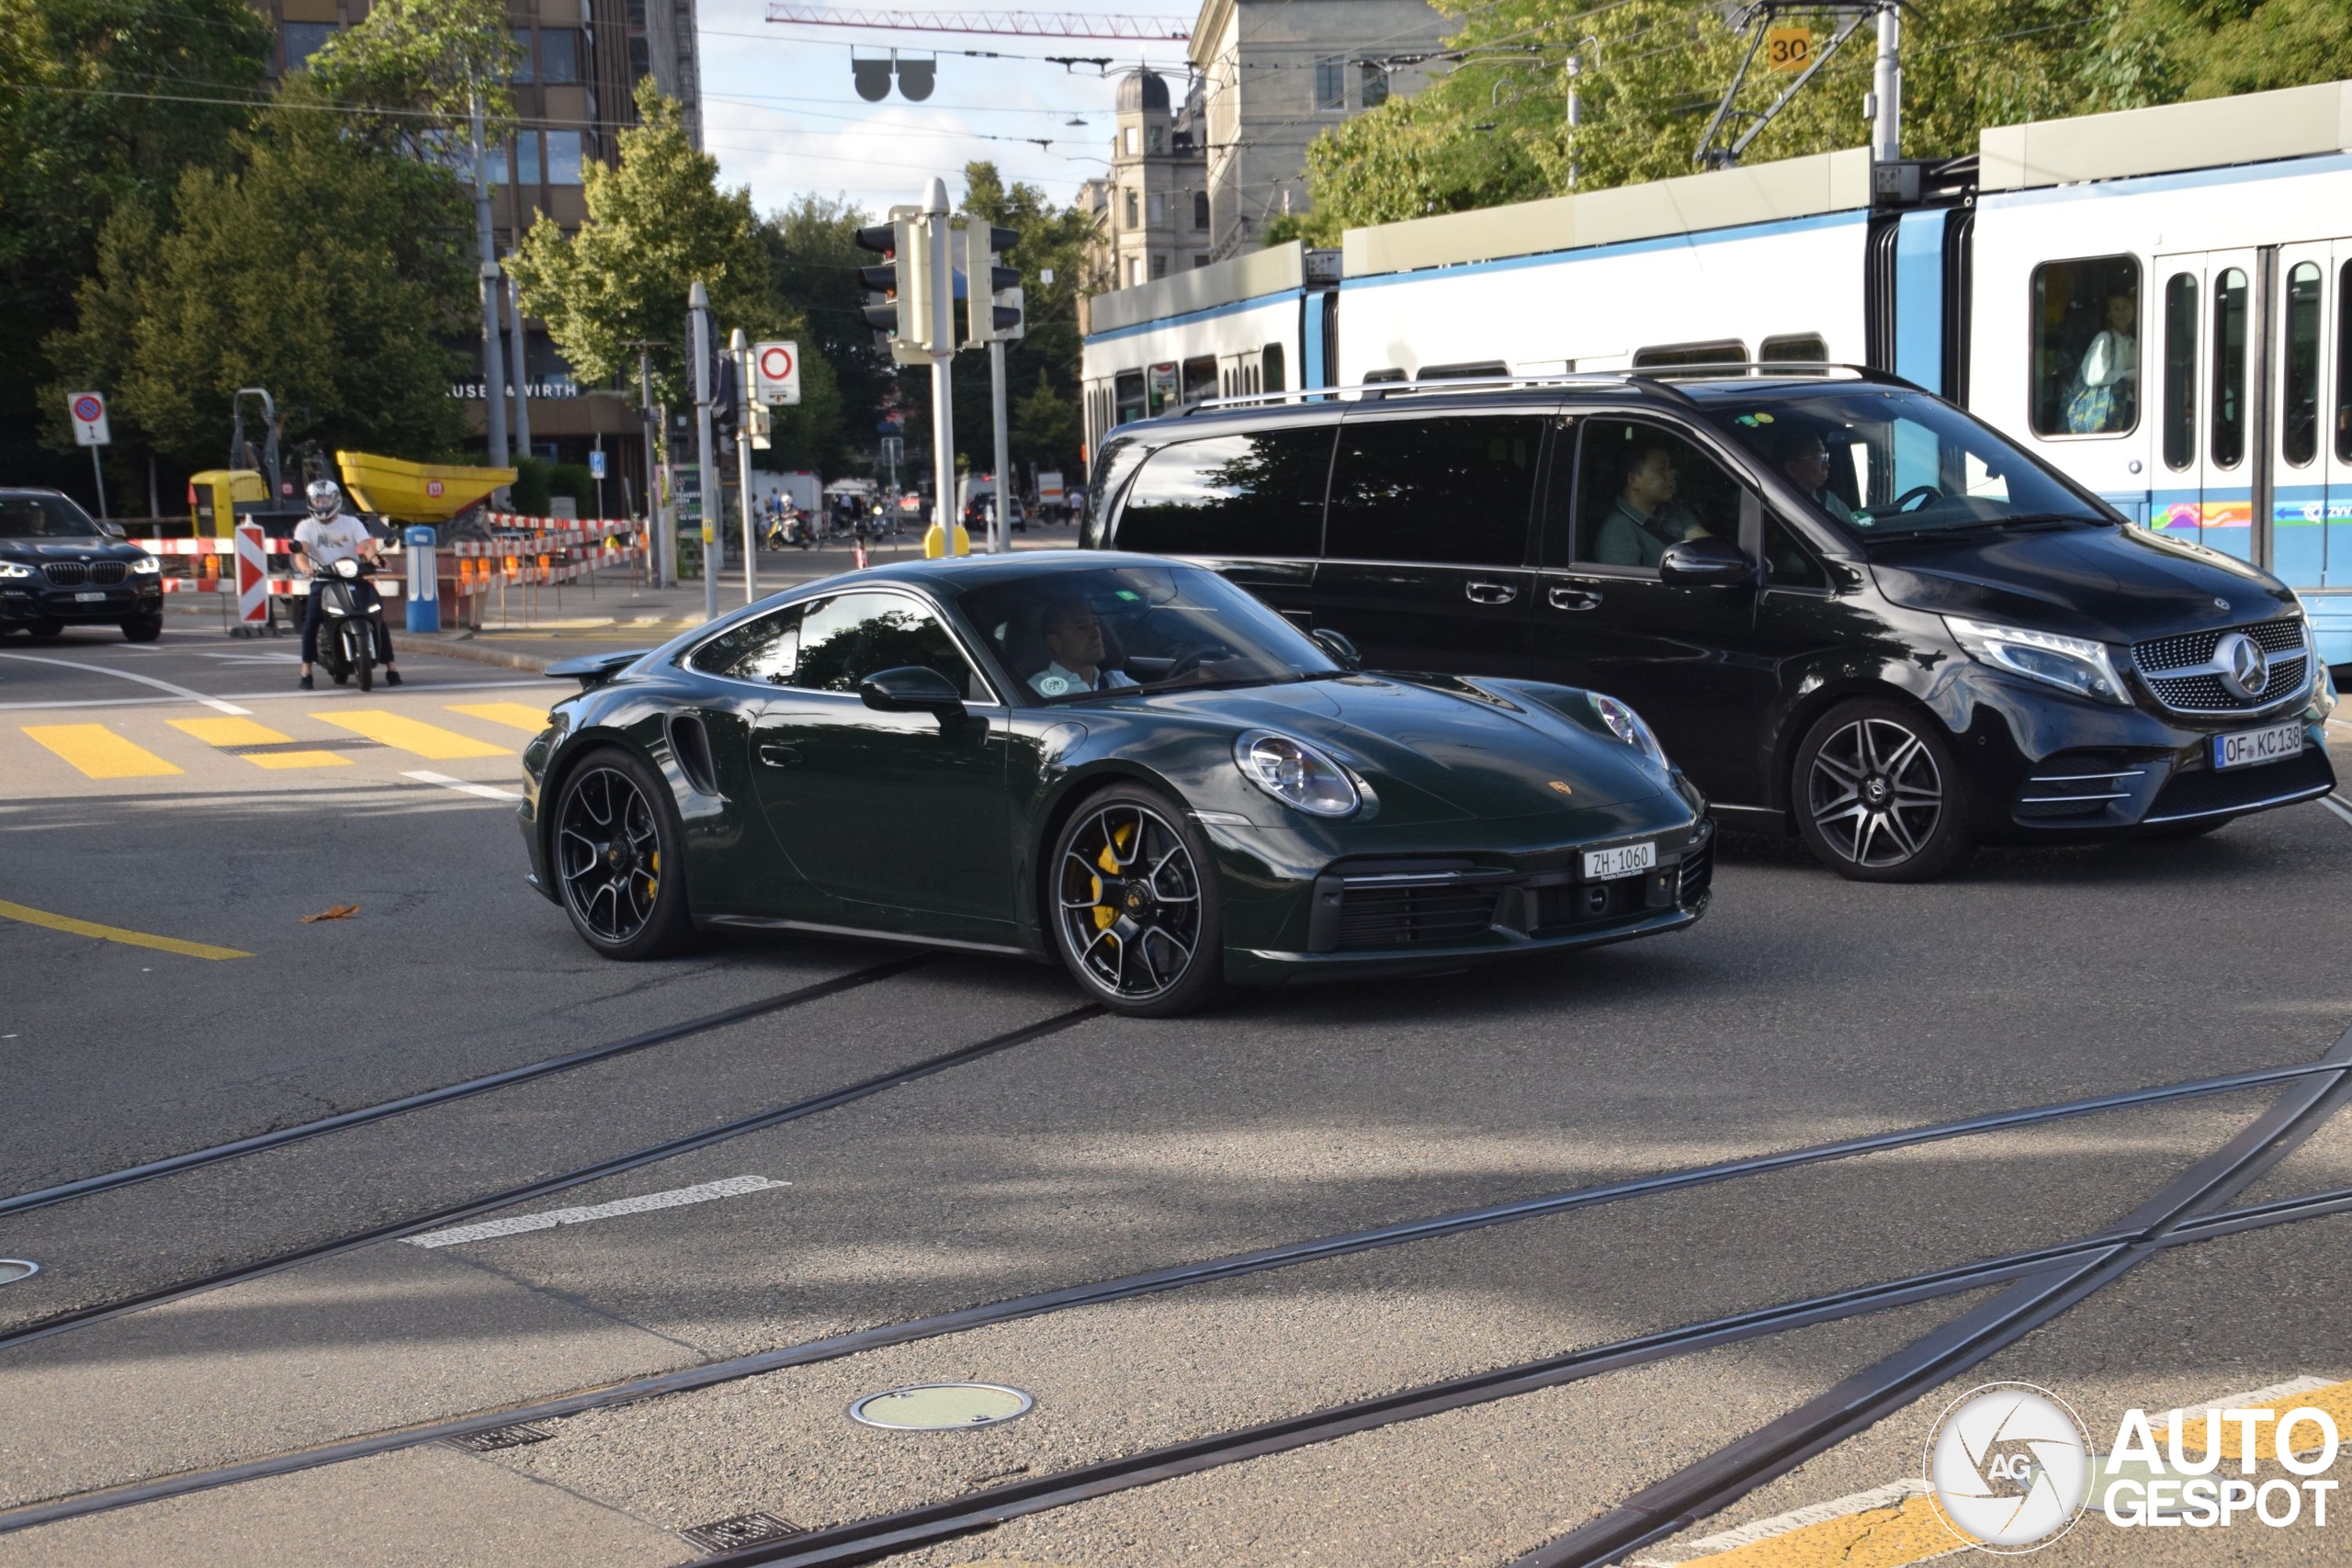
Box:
[1127,256,1143,287]
[1148,193,1164,225]
[1315,56,1345,110]
[1125,126,1140,155]
[1151,254,1168,279]
[483,139,510,186]
[1124,187,1139,229]
[512,28,535,84]
[544,130,586,186]
[1193,190,1209,229]
[283,21,338,69]
[1193,254,1211,269]
[2029,256,2139,436]
[540,28,581,85]
[1360,61,1389,108]
[1147,124,1163,153]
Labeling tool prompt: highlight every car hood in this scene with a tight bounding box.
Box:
[1141,673,1670,822]
[1867,525,2297,645]
[0,538,143,558]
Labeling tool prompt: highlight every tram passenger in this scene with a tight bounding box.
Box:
[2066,292,2138,434]
[1592,441,1705,568]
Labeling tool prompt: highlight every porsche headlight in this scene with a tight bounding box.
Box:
[130,554,160,575]
[1234,729,1362,818]
[1588,693,1669,770]
[1941,615,2127,705]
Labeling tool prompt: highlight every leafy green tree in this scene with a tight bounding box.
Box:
[44,79,474,472]
[0,0,272,489]
[2124,0,2352,96]
[507,80,773,407]
[305,0,520,159]
[1012,374,1080,473]
[761,193,892,475]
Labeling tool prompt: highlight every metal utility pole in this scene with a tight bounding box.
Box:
[987,340,1010,554]
[731,328,757,604]
[469,93,509,474]
[1564,51,1582,191]
[634,346,671,586]
[922,177,958,556]
[505,269,533,463]
[1871,2,1900,163]
[690,280,719,623]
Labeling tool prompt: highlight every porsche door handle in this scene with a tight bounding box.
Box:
[1464,581,1519,605]
[756,742,798,768]
[1549,586,1602,612]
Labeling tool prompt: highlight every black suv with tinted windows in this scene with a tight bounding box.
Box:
[0,489,164,641]
[1078,368,2339,881]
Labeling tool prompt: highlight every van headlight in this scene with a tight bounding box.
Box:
[1588,693,1670,770]
[1234,730,1363,818]
[1941,615,2128,705]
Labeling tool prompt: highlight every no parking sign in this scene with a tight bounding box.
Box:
[68,392,110,446]
[753,341,801,407]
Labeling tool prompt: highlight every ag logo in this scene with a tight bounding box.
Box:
[1926,1382,2092,1552]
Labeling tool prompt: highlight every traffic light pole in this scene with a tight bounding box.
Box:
[988,339,1010,554]
[732,328,757,604]
[923,178,958,556]
[690,280,719,625]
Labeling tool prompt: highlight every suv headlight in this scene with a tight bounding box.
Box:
[1234,729,1363,818]
[130,554,160,575]
[0,561,31,579]
[1588,693,1670,770]
[1941,615,2129,705]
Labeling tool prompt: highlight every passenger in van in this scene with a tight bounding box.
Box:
[1030,599,1139,697]
[2065,292,2137,434]
[1593,442,1706,568]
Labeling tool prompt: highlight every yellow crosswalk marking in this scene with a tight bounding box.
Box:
[0,897,250,960]
[2169,1377,2352,1466]
[1684,1492,1962,1567]
[313,709,512,760]
[170,716,352,770]
[447,702,553,735]
[22,724,184,779]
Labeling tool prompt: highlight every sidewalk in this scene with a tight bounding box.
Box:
[164,524,1082,674]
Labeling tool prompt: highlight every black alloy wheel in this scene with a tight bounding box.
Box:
[555,748,695,959]
[121,614,163,643]
[1049,784,1223,1017]
[1794,699,1973,883]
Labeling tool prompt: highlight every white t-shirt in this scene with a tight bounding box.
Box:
[294,513,371,574]
[1029,660,1138,697]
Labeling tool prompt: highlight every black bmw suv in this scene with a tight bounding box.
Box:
[0,489,164,641]
[1079,368,2339,881]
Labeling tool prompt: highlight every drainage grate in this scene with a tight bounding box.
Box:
[681,1513,802,1552]
[221,738,386,756]
[439,1423,554,1453]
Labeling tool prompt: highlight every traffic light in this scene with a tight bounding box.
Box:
[855,210,932,365]
[710,351,741,441]
[962,222,1023,346]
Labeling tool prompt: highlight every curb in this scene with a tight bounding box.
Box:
[386,632,552,674]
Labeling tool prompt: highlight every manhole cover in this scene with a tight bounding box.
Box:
[680,1512,800,1551]
[0,1261,38,1287]
[849,1382,1033,1430]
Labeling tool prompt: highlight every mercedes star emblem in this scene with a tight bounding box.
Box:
[2214,631,2269,700]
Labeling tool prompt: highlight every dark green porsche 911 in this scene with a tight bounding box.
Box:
[517,552,1713,1016]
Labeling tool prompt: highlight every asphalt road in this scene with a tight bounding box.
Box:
[3,618,2350,1568]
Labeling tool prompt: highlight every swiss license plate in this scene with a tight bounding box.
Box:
[2212,720,2303,771]
[1584,841,1657,881]
[74,591,105,602]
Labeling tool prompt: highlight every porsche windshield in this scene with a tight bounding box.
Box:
[1689,385,2109,539]
[960,563,1339,703]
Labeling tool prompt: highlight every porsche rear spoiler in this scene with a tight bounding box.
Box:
[546,649,649,691]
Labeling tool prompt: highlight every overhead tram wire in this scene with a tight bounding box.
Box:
[8,1045,2350,1534]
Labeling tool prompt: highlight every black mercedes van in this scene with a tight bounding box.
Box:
[1078,369,2338,881]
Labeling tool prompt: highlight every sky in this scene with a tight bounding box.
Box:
[696,0,1199,220]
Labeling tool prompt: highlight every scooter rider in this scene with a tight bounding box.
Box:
[294,479,400,691]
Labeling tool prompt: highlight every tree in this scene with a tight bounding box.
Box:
[44,79,475,472]
[761,193,893,474]
[306,0,520,158]
[0,0,273,490]
[507,80,772,408]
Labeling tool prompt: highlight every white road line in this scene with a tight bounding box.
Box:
[2321,793,2352,829]
[0,652,249,716]
[402,771,525,802]
[407,1175,786,1249]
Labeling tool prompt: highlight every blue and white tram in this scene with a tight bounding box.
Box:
[1080,78,2352,663]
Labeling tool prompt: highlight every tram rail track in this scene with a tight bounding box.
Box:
[5,1039,2345,1540]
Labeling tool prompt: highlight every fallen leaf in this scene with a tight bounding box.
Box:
[301,904,359,923]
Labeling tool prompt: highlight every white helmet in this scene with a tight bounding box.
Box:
[306,479,343,518]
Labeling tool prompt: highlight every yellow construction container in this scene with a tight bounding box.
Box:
[335,451,515,524]
[187,469,271,537]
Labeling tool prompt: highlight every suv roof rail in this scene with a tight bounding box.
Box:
[1178,363,1908,415]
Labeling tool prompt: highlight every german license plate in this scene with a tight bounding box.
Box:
[74,591,105,602]
[1584,841,1657,881]
[2212,720,2303,771]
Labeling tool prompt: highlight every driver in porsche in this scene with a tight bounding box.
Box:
[1029,598,1138,697]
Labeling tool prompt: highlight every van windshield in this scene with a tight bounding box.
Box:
[1688,385,2109,539]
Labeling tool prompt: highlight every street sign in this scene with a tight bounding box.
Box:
[753,341,802,406]
[1765,26,1812,72]
[880,435,904,466]
[589,450,606,479]
[68,392,110,446]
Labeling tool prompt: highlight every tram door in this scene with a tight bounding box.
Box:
[2269,241,2352,592]
[2151,248,2264,565]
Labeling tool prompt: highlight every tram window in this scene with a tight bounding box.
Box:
[1633,340,1746,370]
[1114,370,1146,426]
[1261,344,1285,394]
[2030,256,2139,436]
[1182,355,1218,404]
[1114,428,1336,558]
[1760,333,1829,367]
[2341,260,2352,463]
[2212,266,2248,468]
[2161,273,2198,470]
[2283,262,2322,467]
[1328,416,1543,567]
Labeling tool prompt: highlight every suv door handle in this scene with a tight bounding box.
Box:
[756,742,798,768]
[1464,581,1518,605]
[1549,586,1601,612]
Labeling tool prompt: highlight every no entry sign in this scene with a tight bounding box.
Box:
[753,341,801,407]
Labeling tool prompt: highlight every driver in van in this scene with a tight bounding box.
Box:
[1593,441,1705,568]
[1773,428,1868,524]
[1030,598,1139,697]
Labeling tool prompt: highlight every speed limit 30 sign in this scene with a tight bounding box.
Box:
[752,341,801,407]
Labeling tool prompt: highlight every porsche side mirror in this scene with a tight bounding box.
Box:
[1310,627,1361,670]
[859,665,966,716]
[1657,536,1753,587]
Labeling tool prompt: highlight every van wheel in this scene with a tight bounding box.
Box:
[1793,699,1973,882]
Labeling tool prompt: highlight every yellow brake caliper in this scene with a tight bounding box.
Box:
[1090,822,1133,931]
[646,850,659,901]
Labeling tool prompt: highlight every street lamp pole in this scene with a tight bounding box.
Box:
[469,92,509,479]
[690,281,719,625]
[923,177,958,556]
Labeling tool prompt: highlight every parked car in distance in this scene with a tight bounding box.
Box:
[517,553,1713,1015]
[0,489,165,641]
[1079,368,2339,881]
